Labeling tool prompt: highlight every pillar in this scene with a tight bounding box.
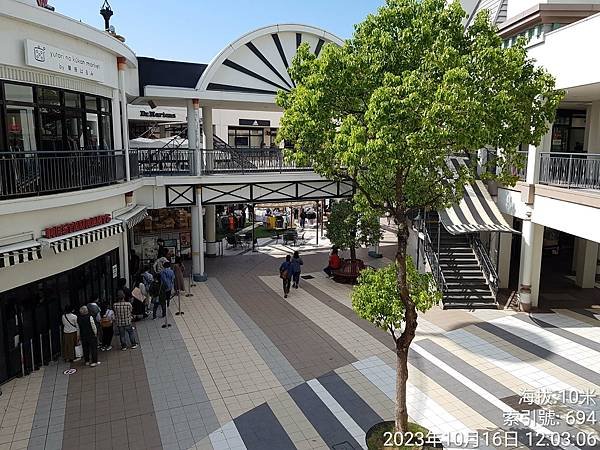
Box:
[117,57,130,181]
[205,206,217,257]
[111,89,122,149]
[519,220,544,311]
[187,99,200,174]
[526,126,552,185]
[586,101,600,154]
[497,215,513,289]
[191,186,207,281]
[575,238,599,288]
[202,106,213,151]
[120,229,130,283]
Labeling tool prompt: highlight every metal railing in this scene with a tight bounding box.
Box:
[133,148,195,176]
[0,150,128,200]
[468,235,498,297]
[421,224,448,295]
[201,148,312,174]
[539,152,600,190]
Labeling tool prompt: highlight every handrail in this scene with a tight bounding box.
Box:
[539,152,600,189]
[421,225,448,294]
[468,235,498,297]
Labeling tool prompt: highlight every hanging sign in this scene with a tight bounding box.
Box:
[112,264,118,279]
[25,39,105,83]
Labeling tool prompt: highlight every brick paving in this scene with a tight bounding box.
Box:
[2,238,599,450]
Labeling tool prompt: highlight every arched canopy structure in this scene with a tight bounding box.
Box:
[195,24,343,108]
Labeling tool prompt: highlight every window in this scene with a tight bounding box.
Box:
[228,127,265,148]
[0,81,113,152]
[5,84,34,103]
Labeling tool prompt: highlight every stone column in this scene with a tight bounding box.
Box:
[111,89,122,149]
[586,101,600,154]
[191,186,207,281]
[187,99,200,174]
[575,238,599,288]
[201,105,217,256]
[497,215,513,289]
[519,220,544,311]
[117,57,130,181]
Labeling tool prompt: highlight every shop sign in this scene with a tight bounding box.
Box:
[43,214,111,239]
[140,111,177,119]
[24,39,104,83]
[112,265,118,279]
[239,119,270,127]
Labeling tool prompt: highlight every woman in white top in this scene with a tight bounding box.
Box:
[61,306,79,362]
[99,303,115,351]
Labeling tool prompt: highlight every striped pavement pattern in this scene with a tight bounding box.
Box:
[191,275,600,450]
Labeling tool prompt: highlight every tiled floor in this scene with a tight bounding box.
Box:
[3,237,600,450]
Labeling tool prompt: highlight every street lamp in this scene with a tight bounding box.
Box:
[100,0,113,32]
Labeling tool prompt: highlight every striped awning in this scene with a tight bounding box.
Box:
[115,205,148,229]
[39,219,124,254]
[0,240,42,269]
[439,157,518,235]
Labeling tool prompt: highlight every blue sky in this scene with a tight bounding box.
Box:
[52,0,385,63]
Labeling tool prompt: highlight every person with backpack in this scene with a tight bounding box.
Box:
[155,261,175,319]
[149,273,161,318]
[291,251,304,289]
[279,255,293,299]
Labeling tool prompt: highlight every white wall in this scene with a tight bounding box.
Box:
[0,195,126,292]
[531,195,600,243]
[528,12,600,91]
[496,187,532,219]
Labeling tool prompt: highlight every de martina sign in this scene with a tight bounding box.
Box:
[24,39,104,83]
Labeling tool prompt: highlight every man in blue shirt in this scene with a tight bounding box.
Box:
[155,261,175,319]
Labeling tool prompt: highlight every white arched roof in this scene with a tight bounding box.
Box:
[196,24,343,94]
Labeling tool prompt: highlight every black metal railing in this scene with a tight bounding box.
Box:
[468,235,498,297]
[511,150,528,181]
[133,148,195,176]
[0,150,128,200]
[421,224,447,295]
[200,148,312,174]
[539,152,600,190]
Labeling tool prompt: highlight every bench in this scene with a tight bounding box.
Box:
[332,259,366,284]
[283,230,298,245]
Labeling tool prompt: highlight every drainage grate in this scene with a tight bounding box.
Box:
[301,275,315,279]
[501,394,541,411]
[332,442,356,450]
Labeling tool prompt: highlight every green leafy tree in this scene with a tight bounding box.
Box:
[277,0,561,433]
[326,199,382,260]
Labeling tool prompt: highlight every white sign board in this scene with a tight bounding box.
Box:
[24,39,104,83]
[112,264,118,279]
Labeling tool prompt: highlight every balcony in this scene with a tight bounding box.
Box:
[0,150,131,201]
[0,148,314,201]
[134,148,312,176]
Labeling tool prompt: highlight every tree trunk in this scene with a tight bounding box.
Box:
[394,216,418,434]
[350,246,357,260]
[395,343,409,433]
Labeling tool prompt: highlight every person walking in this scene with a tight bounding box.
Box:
[279,255,293,299]
[291,251,303,289]
[300,209,306,229]
[61,306,79,362]
[113,291,139,351]
[131,275,148,321]
[99,302,115,351]
[77,306,100,367]
[173,256,186,295]
[324,247,342,278]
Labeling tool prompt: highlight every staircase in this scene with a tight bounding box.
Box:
[425,218,498,309]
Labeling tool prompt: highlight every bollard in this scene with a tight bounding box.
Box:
[185,272,194,297]
[20,342,25,377]
[30,339,37,371]
[39,334,45,366]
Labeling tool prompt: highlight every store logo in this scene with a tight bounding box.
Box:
[33,45,46,63]
[37,0,48,7]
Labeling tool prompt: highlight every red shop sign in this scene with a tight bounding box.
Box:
[43,214,111,239]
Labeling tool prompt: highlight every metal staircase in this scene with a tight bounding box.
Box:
[424,214,498,309]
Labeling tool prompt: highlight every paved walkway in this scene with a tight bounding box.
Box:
[1,243,599,450]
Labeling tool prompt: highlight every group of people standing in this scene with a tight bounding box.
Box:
[61,243,187,367]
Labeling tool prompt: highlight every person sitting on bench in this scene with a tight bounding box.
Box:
[324,248,342,278]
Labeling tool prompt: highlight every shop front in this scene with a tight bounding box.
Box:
[0,248,120,384]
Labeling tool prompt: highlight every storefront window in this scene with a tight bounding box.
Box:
[228,127,265,148]
[38,87,60,106]
[65,111,83,150]
[39,107,63,151]
[100,114,112,149]
[85,113,100,150]
[64,92,81,109]
[6,106,36,151]
[85,95,98,111]
[100,98,110,113]
[5,83,34,103]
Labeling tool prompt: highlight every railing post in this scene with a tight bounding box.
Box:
[436,220,441,285]
[567,154,573,188]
